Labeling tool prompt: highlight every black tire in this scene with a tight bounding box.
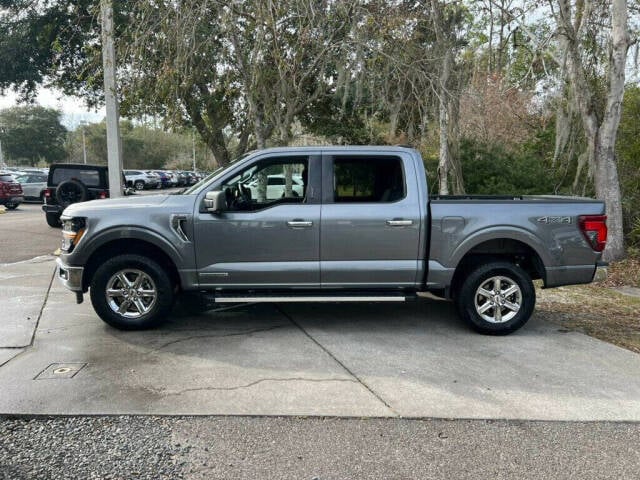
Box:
[56,179,88,207]
[455,261,535,335]
[46,212,62,228]
[90,254,174,330]
[134,180,145,190]
[5,203,18,210]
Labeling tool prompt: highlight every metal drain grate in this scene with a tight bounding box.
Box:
[34,363,87,380]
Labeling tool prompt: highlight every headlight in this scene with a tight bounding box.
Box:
[61,217,87,253]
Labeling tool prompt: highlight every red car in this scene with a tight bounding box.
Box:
[0,172,24,210]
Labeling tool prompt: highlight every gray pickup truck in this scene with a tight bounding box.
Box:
[55,146,608,334]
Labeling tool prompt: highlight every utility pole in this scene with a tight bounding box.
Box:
[101,0,123,197]
[81,123,87,164]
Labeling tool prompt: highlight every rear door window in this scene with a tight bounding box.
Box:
[332,156,405,203]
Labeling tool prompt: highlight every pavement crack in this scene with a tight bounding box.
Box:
[147,325,289,352]
[26,263,56,348]
[0,264,55,369]
[161,377,358,396]
[276,305,400,417]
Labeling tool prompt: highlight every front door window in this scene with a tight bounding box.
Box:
[220,157,308,211]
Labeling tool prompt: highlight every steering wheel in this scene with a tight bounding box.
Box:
[229,183,252,210]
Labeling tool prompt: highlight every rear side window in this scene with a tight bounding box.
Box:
[51,168,101,187]
[333,156,405,203]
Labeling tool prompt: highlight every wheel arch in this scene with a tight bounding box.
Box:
[82,237,181,292]
[450,237,546,300]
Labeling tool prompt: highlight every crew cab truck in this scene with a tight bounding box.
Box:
[55,146,608,335]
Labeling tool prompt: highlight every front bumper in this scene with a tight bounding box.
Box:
[56,257,84,292]
[42,204,63,214]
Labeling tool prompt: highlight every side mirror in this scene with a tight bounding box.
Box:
[204,190,227,213]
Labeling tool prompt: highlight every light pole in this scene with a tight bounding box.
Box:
[192,130,196,172]
[101,0,123,197]
[80,121,87,164]
[0,123,5,169]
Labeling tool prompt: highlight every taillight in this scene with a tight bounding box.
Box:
[44,188,51,198]
[99,190,109,199]
[579,215,607,252]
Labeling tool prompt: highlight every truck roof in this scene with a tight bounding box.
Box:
[250,145,420,155]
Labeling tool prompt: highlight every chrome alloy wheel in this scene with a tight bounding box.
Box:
[105,269,157,318]
[474,275,522,324]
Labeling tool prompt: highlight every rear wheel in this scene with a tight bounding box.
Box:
[90,254,174,330]
[46,212,62,227]
[5,203,18,210]
[455,261,535,335]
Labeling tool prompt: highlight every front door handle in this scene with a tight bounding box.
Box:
[287,220,313,228]
[386,219,413,227]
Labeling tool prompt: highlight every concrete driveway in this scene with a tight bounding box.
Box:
[2,257,640,420]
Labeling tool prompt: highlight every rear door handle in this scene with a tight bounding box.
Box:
[386,219,413,227]
[287,220,313,228]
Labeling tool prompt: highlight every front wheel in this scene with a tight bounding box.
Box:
[90,254,174,330]
[5,203,18,210]
[134,180,145,190]
[455,261,535,335]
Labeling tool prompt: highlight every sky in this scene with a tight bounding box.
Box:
[0,88,105,130]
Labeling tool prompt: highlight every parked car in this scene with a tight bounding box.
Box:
[42,163,126,227]
[124,170,159,190]
[151,170,171,188]
[14,172,48,202]
[144,171,162,188]
[166,171,179,187]
[54,146,608,334]
[0,172,24,210]
[174,171,188,187]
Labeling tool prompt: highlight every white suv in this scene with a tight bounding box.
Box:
[123,170,159,190]
[247,174,304,200]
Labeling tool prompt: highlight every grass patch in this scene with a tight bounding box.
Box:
[536,279,640,354]
[535,251,640,353]
[600,255,640,288]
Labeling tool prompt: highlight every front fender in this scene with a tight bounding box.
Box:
[70,226,188,269]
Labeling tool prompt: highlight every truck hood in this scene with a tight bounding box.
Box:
[62,194,170,217]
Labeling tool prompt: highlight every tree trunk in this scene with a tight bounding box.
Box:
[447,92,465,195]
[594,0,629,261]
[556,0,629,261]
[437,49,452,195]
[594,138,625,261]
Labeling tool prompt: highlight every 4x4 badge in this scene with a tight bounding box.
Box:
[537,216,571,224]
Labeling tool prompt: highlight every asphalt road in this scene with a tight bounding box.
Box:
[2,416,639,479]
[0,202,60,263]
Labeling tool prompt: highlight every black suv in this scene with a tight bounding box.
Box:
[42,164,125,227]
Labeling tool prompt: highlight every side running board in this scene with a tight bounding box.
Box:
[212,294,409,304]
